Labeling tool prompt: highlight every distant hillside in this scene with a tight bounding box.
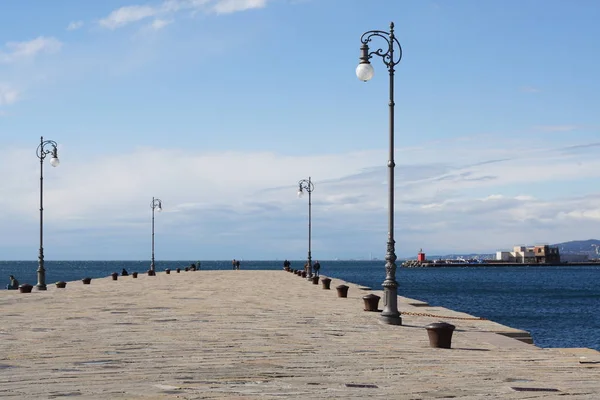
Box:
[552,239,600,255]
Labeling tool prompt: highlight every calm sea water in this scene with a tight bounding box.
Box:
[1,260,598,351]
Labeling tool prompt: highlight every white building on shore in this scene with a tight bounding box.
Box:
[496,245,562,264]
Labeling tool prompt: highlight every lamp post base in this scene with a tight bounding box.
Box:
[36,264,47,291]
[381,278,402,325]
[380,313,402,325]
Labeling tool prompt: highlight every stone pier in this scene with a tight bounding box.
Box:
[1,270,598,398]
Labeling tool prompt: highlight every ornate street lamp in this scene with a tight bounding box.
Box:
[356,22,403,325]
[36,136,60,290]
[150,197,163,272]
[297,177,314,279]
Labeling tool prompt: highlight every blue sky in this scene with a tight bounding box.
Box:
[1,0,600,260]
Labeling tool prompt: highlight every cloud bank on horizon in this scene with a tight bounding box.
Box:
[1,0,600,260]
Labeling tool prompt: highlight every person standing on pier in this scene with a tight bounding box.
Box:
[236,260,240,270]
[232,259,236,270]
[313,261,321,277]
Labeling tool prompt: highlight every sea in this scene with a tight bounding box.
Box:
[1,260,598,351]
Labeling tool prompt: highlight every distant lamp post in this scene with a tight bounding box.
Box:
[297,177,314,278]
[36,136,60,291]
[150,197,163,272]
[356,22,403,325]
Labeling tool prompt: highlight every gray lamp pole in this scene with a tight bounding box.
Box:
[36,136,60,291]
[356,22,403,325]
[150,197,162,272]
[297,177,314,279]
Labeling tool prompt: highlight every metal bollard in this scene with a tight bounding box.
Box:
[176,268,181,273]
[132,272,138,278]
[165,269,171,274]
[55,281,67,288]
[18,284,33,293]
[321,277,332,290]
[425,322,456,349]
[82,277,92,284]
[362,293,381,311]
[312,276,320,285]
[111,272,118,281]
[336,285,349,298]
[147,270,156,276]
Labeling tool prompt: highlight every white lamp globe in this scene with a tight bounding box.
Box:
[297,190,304,198]
[356,63,374,82]
[156,206,162,212]
[49,157,60,167]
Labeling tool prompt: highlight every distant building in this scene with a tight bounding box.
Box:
[496,245,561,264]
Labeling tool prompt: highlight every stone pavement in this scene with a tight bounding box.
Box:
[1,270,598,399]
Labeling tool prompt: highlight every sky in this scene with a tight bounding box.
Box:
[1,0,600,261]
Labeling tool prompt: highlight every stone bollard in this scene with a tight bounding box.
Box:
[111,272,118,281]
[176,268,181,273]
[82,277,92,285]
[165,269,171,274]
[312,275,320,285]
[336,285,349,298]
[147,270,156,276]
[55,281,67,288]
[362,293,381,311]
[19,284,33,293]
[321,277,332,290]
[425,322,456,349]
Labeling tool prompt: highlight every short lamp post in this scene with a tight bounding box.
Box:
[36,136,60,291]
[356,22,403,325]
[150,197,163,272]
[297,177,314,279]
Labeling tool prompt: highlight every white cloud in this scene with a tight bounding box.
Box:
[534,125,581,132]
[98,0,271,29]
[0,86,19,106]
[151,18,173,30]
[211,0,267,14]
[3,134,600,260]
[99,5,158,29]
[0,36,62,63]
[67,20,84,31]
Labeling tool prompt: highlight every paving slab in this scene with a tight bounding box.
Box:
[1,270,598,399]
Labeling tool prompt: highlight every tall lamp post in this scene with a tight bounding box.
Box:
[297,177,314,278]
[356,22,403,325]
[150,197,163,272]
[36,137,60,291]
